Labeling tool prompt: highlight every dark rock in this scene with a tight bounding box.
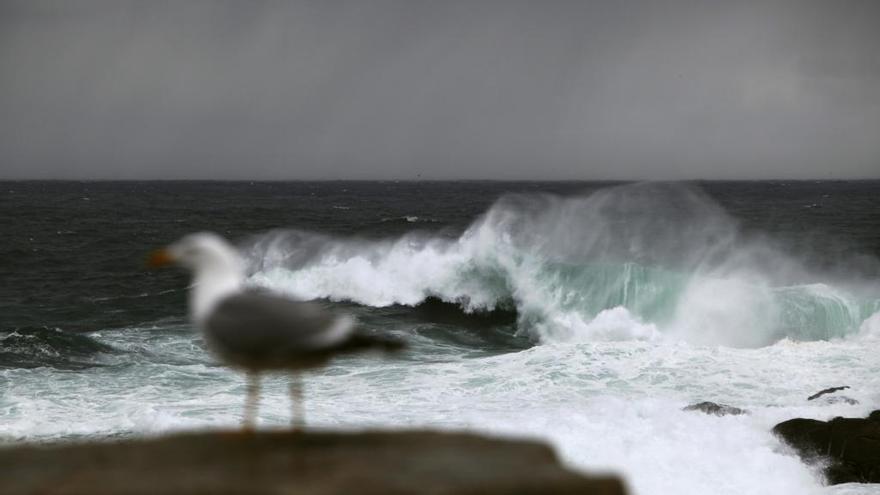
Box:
[683,401,749,416]
[0,430,628,495]
[773,410,880,484]
[807,386,854,402]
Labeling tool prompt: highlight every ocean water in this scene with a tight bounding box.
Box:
[2,180,879,495]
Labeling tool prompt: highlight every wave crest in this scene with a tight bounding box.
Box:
[0,327,116,370]
[245,183,880,347]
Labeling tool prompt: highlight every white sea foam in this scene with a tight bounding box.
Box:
[3,326,877,495]
[247,184,880,346]
[4,184,877,494]
[536,306,661,342]
[857,311,880,340]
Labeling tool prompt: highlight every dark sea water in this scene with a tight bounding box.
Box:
[2,180,879,495]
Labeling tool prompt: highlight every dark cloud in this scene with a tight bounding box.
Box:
[1,0,878,179]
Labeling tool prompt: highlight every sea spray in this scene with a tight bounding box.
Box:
[5,180,880,495]
[246,182,880,347]
[857,310,880,340]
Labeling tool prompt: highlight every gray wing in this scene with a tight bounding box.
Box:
[203,292,353,365]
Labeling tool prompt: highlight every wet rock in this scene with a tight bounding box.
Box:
[683,401,749,416]
[773,411,880,484]
[806,386,858,405]
[807,386,850,401]
[0,430,628,495]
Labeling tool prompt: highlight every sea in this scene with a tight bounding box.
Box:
[2,180,879,495]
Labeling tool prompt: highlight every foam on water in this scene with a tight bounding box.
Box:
[858,311,880,340]
[248,183,880,346]
[3,323,878,494]
[3,183,878,494]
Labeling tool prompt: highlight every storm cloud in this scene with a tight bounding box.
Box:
[1,0,878,179]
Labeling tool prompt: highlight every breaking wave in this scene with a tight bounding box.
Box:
[0,327,117,370]
[244,183,880,347]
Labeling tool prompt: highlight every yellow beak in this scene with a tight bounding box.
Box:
[147,248,175,268]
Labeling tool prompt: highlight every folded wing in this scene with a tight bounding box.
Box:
[204,292,354,367]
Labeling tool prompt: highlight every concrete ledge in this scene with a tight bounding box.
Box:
[0,430,627,494]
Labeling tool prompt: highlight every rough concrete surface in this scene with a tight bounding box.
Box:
[0,430,628,495]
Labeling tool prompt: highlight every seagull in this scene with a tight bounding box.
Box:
[149,232,403,430]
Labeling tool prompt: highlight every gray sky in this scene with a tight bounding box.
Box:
[1,0,878,180]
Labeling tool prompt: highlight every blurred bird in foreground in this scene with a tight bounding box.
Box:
[149,232,404,430]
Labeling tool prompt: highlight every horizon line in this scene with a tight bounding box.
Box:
[2,177,879,183]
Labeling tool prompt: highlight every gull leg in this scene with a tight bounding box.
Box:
[289,373,305,432]
[243,372,260,431]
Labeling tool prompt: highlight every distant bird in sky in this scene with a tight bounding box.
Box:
[149,232,403,430]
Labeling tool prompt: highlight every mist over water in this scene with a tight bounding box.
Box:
[248,182,880,347]
[1,180,879,495]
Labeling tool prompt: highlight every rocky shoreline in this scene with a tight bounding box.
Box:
[0,430,627,495]
[6,392,878,493]
[684,387,879,487]
[774,410,880,485]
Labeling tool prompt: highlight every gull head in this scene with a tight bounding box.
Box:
[149,232,245,322]
[150,232,242,274]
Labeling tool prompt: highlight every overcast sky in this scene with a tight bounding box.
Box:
[1,0,878,180]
